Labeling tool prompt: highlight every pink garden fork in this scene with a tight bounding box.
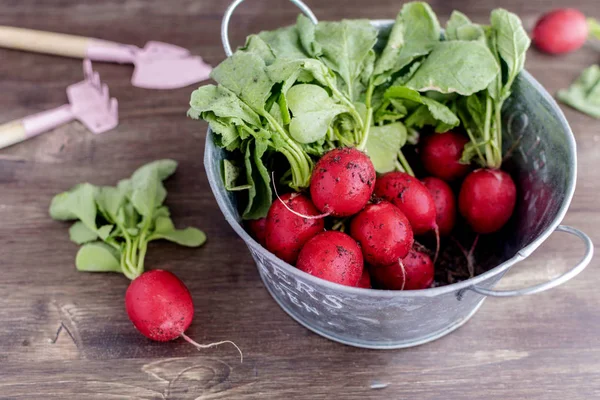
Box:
[0,60,118,150]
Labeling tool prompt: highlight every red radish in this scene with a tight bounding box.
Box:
[422,177,456,237]
[310,147,376,217]
[356,268,372,289]
[265,193,324,264]
[371,249,434,290]
[533,9,589,54]
[125,270,242,360]
[459,169,517,234]
[374,172,437,236]
[297,231,364,286]
[420,132,470,182]
[126,270,193,342]
[350,201,414,267]
[246,218,267,246]
[374,172,440,261]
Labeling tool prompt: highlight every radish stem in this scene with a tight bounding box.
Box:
[397,150,414,177]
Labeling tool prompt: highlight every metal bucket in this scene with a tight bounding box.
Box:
[204,1,594,349]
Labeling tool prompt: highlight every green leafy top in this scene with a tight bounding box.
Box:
[188,2,530,217]
[446,8,530,168]
[406,41,499,95]
[287,84,349,143]
[446,11,485,42]
[50,160,206,280]
[490,8,530,99]
[373,2,441,86]
[314,19,378,101]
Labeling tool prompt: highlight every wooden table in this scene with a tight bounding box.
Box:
[1,0,599,398]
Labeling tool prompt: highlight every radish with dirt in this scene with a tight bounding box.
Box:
[374,172,437,237]
[420,132,470,181]
[350,200,414,267]
[247,218,267,246]
[459,169,517,234]
[310,147,376,217]
[422,177,456,237]
[265,192,325,264]
[356,269,372,289]
[371,249,434,290]
[374,172,439,261]
[296,231,364,286]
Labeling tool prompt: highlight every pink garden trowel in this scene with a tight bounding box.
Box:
[0,60,118,150]
[0,26,212,89]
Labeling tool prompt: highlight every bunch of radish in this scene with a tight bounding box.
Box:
[248,135,517,290]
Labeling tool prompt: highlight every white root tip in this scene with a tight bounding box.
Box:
[271,172,330,220]
[181,332,244,363]
[399,259,406,291]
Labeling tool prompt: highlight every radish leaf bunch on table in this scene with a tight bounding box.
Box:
[50,160,206,280]
[558,65,600,118]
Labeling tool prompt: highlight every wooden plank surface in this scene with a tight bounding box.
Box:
[1,0,599,398]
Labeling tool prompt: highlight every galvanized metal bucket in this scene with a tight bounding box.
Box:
[204,0,594,349]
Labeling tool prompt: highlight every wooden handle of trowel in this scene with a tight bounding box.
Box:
[0,26,132,62]
[0,119,27,150]
[0,25,92,58]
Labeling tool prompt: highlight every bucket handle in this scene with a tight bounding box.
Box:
[469,225,593,297]
[221,0,318,57]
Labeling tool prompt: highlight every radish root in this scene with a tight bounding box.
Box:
[271,172,330,220]
[181,333,244,363]
[399,259,406,291]
[466,235,479,278]
[433,224,440,265]
[452,235,479,278]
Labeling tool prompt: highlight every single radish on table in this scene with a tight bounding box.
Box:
[49,161,241,359]
[350,200,414,267]
[371,249,434,290]
[422,177,456,237]
[420,132,470,181]
[356,268,372,289]
[459,169,517,234]
[296,231,364,286]
[125,270,242,360]
[265,193,324,264]
[374,171,439,261]
[310,147,376,217]
[533,9,600,54]
[246,218,267,246]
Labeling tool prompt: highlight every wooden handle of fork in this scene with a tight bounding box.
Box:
[0,105,74,150]
[0,119,27,150]
[0,25,91,58]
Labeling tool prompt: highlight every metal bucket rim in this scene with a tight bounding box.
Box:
[203,21,577,298]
